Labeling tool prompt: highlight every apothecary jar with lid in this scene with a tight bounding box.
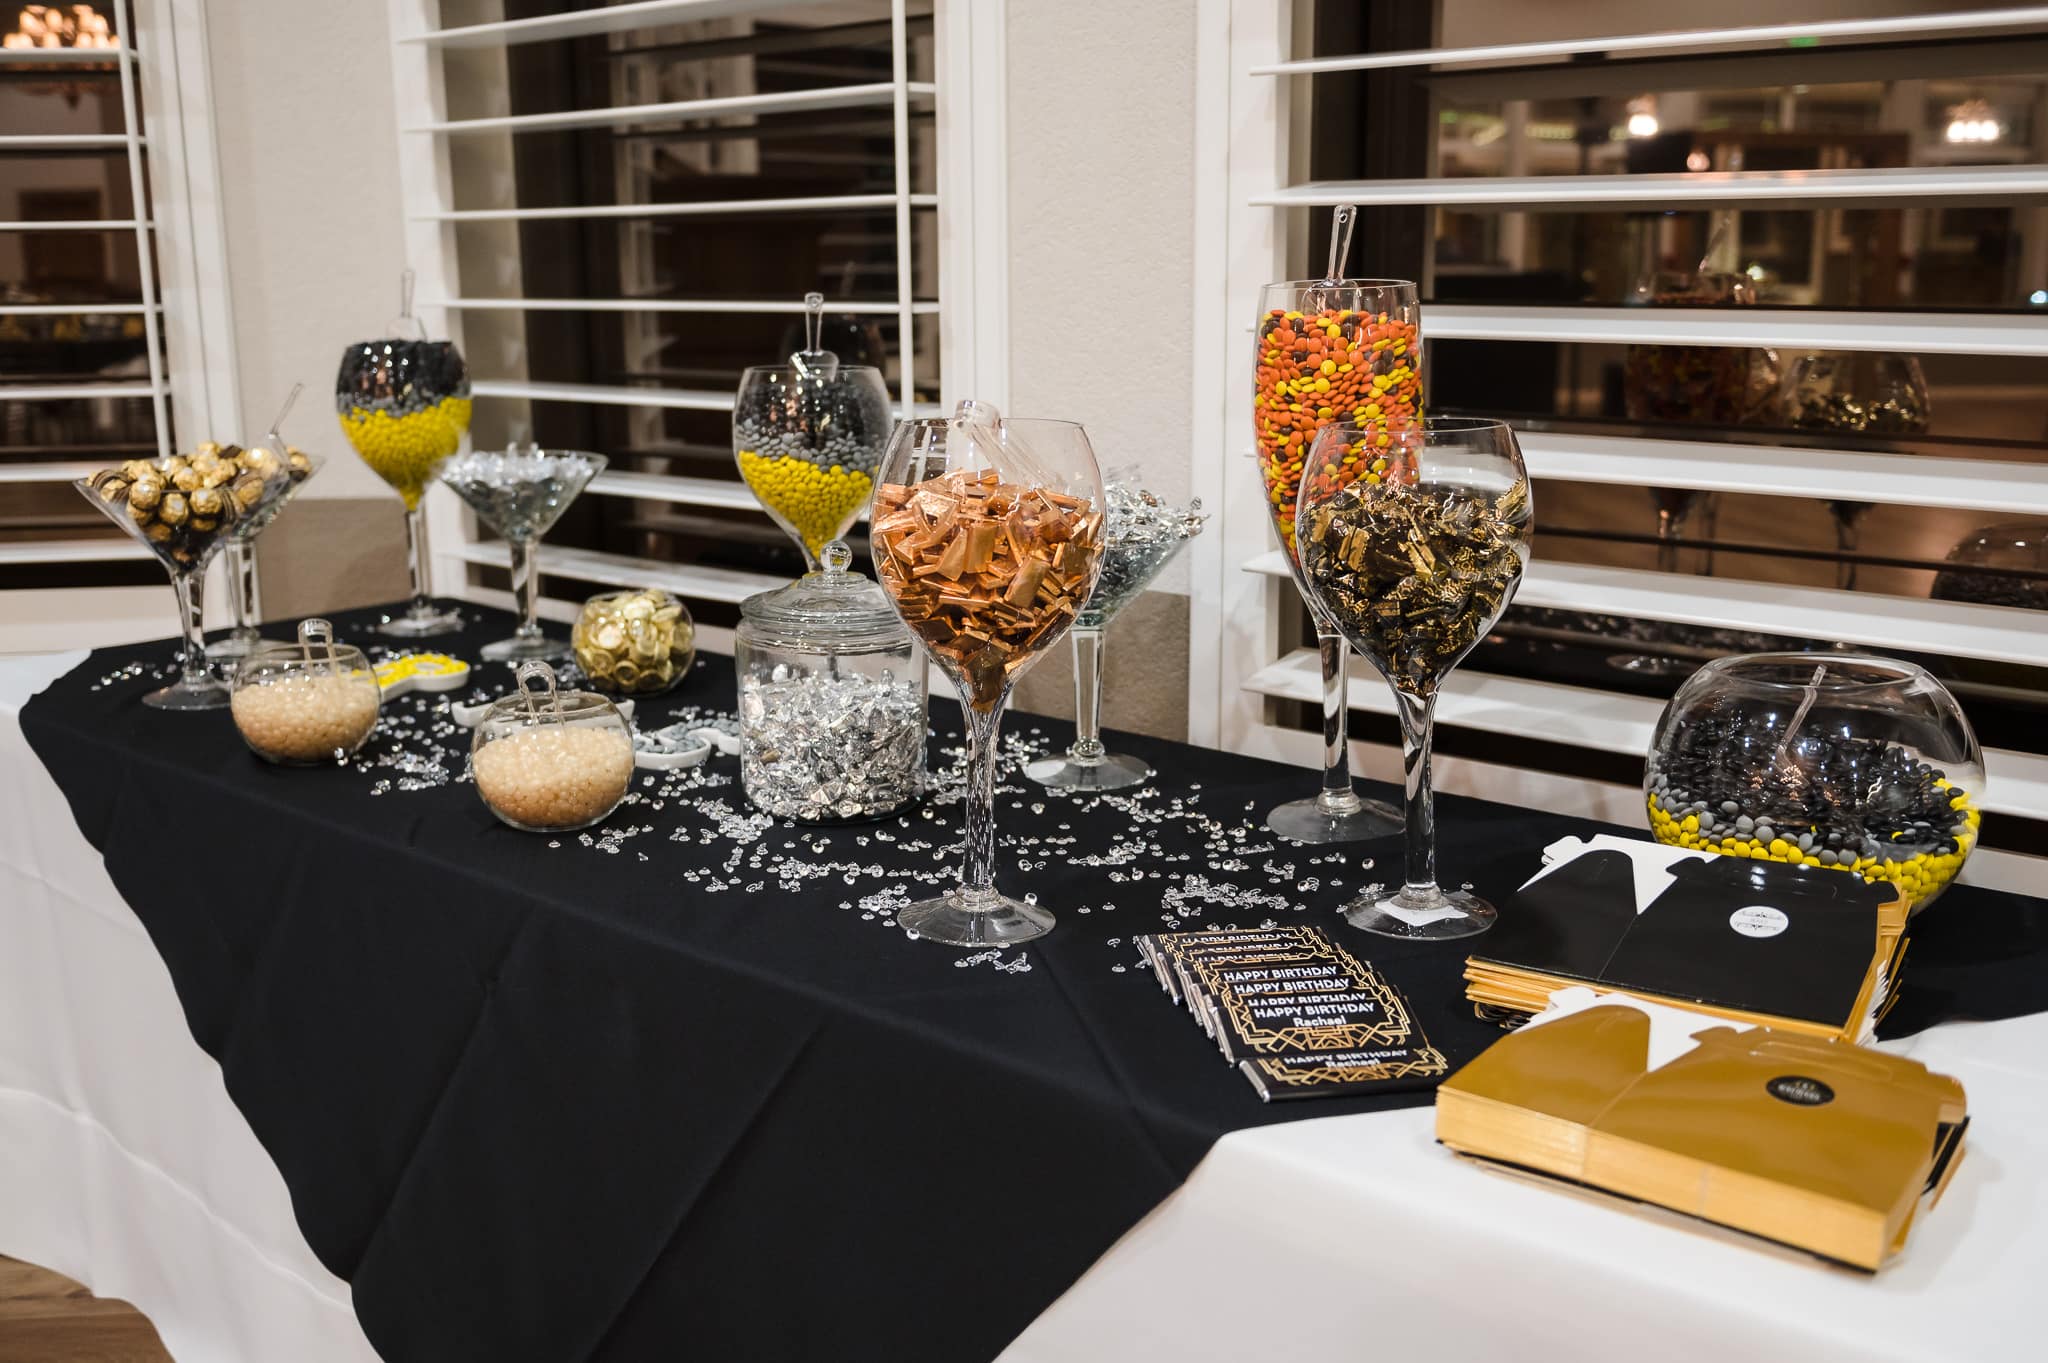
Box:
[1645,653,1983,913]
[735,540,928,822]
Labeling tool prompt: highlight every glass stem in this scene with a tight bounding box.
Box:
[404,504,434,615]
[226,538,259,631]
[1654,506,1680,575]
[1834,508,1861,592]
[1067,626,1106,764]
[510,537,542,640]
[959,697,1005,909]
[1315,630,1363,817]
[170,569,211,689]
[1392,687,1439,893]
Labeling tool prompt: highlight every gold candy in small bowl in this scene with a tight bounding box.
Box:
[572,588,695,696]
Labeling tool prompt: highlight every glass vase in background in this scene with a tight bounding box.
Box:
[1026,478,1205,792]
[438,446,605,660]
[1783,351,1931,591]
[335,274,472,637]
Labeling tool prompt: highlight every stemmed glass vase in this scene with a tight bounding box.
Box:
[1296,417,1532,938]
[1025,480,1204,792]
[336,274,473,637]
[75,453,253,709]
[1253,273,1420,841]
[206,443,323,661]
[871,403,1106,946]
[734,293,894,573]
[438,446,605,660]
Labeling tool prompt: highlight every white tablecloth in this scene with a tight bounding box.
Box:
[4,651,2043,1363]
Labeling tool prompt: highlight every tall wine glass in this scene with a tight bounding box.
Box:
[1253,248,1416,841]
[336,272,471,637]
[1025,477,1205,792]
[1296,418,1532,938]
[438,446,605,660]
[207,386,321,662]
[870,404,1105,946]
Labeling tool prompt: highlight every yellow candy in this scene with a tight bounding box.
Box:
[736,450,874,560]
[339,396,473,510]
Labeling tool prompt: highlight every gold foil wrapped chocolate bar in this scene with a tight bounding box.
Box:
[572,588,696,696]
[1300,476,1528,695]
[871,469,1104,710]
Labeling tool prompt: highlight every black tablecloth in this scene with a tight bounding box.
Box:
[20,603,2048,1363]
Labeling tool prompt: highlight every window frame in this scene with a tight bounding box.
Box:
[0,0,240,652]
[383,0,1005,654]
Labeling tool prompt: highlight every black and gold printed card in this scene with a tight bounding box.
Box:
[1138,927,1447,1100]
[1239,1044,1450,1102]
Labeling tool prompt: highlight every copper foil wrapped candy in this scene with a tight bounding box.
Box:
[870,470,1105,711]
[572,589,695,696]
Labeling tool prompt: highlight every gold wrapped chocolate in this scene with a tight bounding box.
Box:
[159,491,189,526]
[572,588,695,696]
[172,464,202,492]
[128,477,162,511]
[190,486,225,517]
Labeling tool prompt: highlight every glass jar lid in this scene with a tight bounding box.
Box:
[740,540,906,650]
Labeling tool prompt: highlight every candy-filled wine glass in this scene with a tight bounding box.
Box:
[74,451,255,709]
[870,402,1105,945]
[1025,478,1205,791]
[207,385,323,661]
[1253,205,1415,841]
[1297,417,1532,938]
[735,292,894,573]
[336,270,472,637]
[438,445,605,660]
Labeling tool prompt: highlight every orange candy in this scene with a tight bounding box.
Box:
[1253,306,1421,556]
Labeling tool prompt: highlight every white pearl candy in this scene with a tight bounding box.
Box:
[474,725,633,831]
[232,673,379,763]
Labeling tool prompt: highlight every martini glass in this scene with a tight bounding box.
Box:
[1025,479,1205,791]
[734,292,893,572]
[870,402,1105,946]
[1252,206,1413,842]
[1297,418,1532,939]
[207,385,323,661]
[336,271,471,637]
[75,456,245,709]
[438,446,606,660]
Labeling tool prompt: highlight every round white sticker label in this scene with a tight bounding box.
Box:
[1729,905,1789,939]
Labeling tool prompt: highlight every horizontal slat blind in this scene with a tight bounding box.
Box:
[1,0,173,587]
[1235,6,2048,865]
[395,0,936,630]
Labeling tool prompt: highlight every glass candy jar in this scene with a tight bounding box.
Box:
[230,618,380,765]
[1932,522,2048,611]
[573,588,696,696]
[735,540,927,822]
[470,660,635,832]
[1646,654,1984,913]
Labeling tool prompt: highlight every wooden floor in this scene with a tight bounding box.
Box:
[0,1256,172,1363]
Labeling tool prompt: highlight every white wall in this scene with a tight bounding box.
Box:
[202,0,410,500]
[1003,0,1201,594]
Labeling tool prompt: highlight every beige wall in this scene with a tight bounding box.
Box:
[1002,0,1201,737]
[204,0,409,504]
